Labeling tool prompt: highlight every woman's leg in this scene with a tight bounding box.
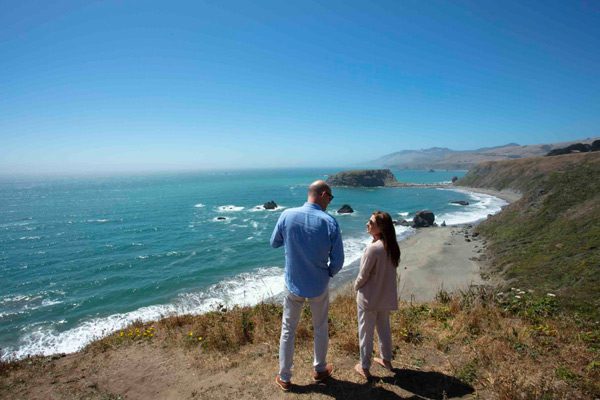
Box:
[375,310,393,363]
[357,307,376,370]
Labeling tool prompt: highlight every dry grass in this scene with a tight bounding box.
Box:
[3,286,598,399]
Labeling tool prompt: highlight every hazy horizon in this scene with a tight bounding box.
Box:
[2,1,599,175]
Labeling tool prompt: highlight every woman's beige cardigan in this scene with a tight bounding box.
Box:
[354,240,399,311]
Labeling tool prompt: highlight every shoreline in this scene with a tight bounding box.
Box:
[333,185,518,301]
[2,185,515,362]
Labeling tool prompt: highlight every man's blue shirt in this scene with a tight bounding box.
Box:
[270,202,344,298]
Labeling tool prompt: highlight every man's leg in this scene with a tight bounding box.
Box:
[308,288,329,373]
[279,290,304,382]
[375,310,393,362]
[357,306,377,370]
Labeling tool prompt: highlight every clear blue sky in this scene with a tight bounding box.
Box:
[1,1,599,174]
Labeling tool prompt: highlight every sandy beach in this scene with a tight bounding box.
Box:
[396,186,520,301]
[335,185,520,302]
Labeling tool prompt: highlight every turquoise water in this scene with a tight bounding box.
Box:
[0,168,506,360]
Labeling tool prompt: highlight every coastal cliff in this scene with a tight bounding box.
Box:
[457,151,600,321]
[326,169,399,187]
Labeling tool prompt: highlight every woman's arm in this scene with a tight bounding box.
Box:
[354,245,377,290]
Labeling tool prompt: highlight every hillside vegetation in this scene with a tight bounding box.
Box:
[458,152,600,321]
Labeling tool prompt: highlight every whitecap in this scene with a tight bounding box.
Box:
[398,212,409,217]
[19,236,40,240]
[194,203,205,208]
[87,219,109,223]
[250,205,285,212]
[217,205,245,212]
[41,299,62,307]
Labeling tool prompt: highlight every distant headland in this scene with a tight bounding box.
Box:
[326,168,450,188]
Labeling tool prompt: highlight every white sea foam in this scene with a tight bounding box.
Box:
[87,219,110,223]
[1,267,285,361]
[251,205,285,212]
[19,236,40,240]
[398,212,409,217]
[436,188,508,225]
[41,299,63,307]
[212,216,232,222]
[217,205,245,212]
[0,292,65,319]
[342,236,371,267]
[194,203,205,208]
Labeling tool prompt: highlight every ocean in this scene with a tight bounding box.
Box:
[0,168,507,360]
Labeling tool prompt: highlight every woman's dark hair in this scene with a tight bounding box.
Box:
[372,211,400,267]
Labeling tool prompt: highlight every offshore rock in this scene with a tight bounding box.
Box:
[450,200,469,206]
[413,210,435,228]
[263,200,277,210]
[337,204,354,214]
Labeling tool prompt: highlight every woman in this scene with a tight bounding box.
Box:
[354,211,400,378]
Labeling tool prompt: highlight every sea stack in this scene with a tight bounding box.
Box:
[326,169,400,187]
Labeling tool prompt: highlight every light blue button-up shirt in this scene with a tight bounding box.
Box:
[270,202,344,298]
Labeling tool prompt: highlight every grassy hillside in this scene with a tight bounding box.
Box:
[458,152,600,322]
[2,288,598,399]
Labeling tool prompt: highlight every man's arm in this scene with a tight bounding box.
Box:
[327,220,344,277]
[270,214,284,248]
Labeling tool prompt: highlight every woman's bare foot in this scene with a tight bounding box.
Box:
[354,363,371,379]
[373,357,393,370]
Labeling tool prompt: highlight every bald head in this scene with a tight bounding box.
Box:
[307,180,333,210]
[308,180,330,196]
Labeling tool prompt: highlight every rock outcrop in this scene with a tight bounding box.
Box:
[263,201,277,210]
[450,200,469,206]
[413,210,435,227]
[546,142,599,156]
[326,169,399,187]
[337,204,354,214]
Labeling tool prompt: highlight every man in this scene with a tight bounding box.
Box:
[270,180,344,391]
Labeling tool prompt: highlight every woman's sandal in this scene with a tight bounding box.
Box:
[373,357,393,370]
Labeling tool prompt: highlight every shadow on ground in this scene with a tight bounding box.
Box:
[291,377,416,399]
[382,368,474,399]
[290,369,473,399]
